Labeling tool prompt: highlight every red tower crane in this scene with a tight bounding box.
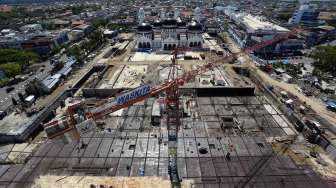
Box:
[44,28,301,142]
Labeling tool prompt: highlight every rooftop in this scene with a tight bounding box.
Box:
[0,113,35,136]
[228,12,289,33]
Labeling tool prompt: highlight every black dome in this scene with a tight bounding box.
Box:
[162,18,177,27]
[137,23,152,32]
[177,18,186,26]
[188,21,202,31]
[153,20,162,27]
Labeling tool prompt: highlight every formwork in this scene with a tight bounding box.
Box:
[0,93,334,188]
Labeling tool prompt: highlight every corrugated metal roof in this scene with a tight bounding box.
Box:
[42,76,59,89]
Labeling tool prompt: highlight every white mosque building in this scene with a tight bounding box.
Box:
[136,7,204,51]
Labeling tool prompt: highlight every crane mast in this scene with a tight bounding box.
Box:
[44,28,300,142]
[166,50,181,187]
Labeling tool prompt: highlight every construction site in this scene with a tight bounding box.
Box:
[0,28,335,188]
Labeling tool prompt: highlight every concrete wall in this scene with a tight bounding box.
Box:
[82,87,255,99]
[196,87,255,97]
[82,88,122,98]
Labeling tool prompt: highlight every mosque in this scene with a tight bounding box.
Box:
[136,7,204,51]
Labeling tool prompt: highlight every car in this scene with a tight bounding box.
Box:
[0,111,6,120]
[6,86,14,93]
[303,90,313,96]
[6,78,20,86]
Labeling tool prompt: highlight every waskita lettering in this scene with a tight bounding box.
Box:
[116,85,151,105]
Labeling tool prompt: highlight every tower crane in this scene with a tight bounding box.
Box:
[44,28,301,142]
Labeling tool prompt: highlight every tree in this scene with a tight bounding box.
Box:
[310,46,336,75]
[91,17,107,29]
[277,12,293,21]
[67,45,83,63]
[0,63,21,78]
[51,61,65,73]
[70,4,101,15]
[0,49,39,66]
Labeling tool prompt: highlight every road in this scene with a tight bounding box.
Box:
[222,32,336,125]
[0,41,111,112]
[32,43,112,110]
[0,61,53,111]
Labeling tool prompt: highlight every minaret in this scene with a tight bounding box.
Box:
[160,8,165,19]
[194,7,201,22]
[138,7,145,24]
[174,8,180,19]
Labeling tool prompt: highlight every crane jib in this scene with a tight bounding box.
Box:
[116,84,151,105]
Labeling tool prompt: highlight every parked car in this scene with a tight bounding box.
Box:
[0,111,7,120]
[6,86,14,93]
[303,90,313,96]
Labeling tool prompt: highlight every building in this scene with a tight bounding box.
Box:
[72,24,92,35]
[52,30,70,46]
[68,30,85,42]
[214,5,239,14]
[226,12,304,58]
[103,29,118,40]
[0,5,12,13]
[21,35,54,56]
[303,25,336,47]
[0,29,24,49]
[136,7,204,51]
[41,74,61,93]
[288,2,320,26]
[0,34,24,49]
[52,19,71,28]
[20,24,43,33]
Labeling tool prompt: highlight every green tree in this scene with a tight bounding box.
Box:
[0,49,39,66]
[67,45,83,63]
[70,4,101,15]
[310,46,336,75]
[0,63,21,78]
[277,12,293,21]
[91,17,107,29]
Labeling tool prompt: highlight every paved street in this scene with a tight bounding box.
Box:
[0,61,53,111]
[31,43,112,110]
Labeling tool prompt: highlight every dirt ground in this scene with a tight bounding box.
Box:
[32,176,192,188]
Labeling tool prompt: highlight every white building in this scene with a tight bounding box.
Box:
[226,11,289,47]
[226,11,304,57]
[136,8,204,51]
